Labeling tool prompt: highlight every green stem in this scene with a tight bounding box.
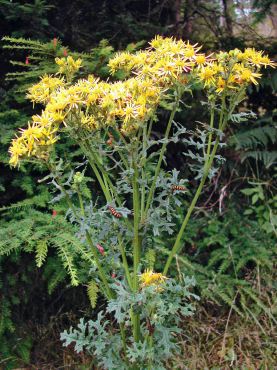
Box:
[163,99,226,275]
[206,101,215,159]
[82,195,128,359]
[82,135,134,231]
[79,138,112,202]
[132,144,141,342]
[132,152,141,286]
[147,114,154,140]
[163,85,245,275]
[144,94,181,219]
[147,328,154,370]
[90,150,121,204]
[119,323,127,357]
[140,123,148,219]
[85,231,114,299]
[118,235,132,288]
[49,164,114,299]
[89,157,112,202]
[77,189,85,216]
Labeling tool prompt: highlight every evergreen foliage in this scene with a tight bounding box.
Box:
[156,206,276,322]
[0,36,121,366]
[87,280,99,309]
[229,114,277,168]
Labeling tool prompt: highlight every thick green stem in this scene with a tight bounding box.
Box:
[132,159,141,286]
[131,144,141,342]
[206,101,215,159]
[90,158,112,201]
[140,122,149,219]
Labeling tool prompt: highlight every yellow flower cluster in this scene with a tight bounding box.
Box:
[8,38,275,167]
[9,113,58,166]
[197,48,275,94]
[139,269,167,289]
[27,75,65,104]
[108,36,208,88]
[55,56,82,75]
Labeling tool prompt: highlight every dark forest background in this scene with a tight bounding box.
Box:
[0,1,276,368]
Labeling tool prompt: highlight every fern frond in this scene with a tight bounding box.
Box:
[42,256,67,294]
[56,232,95,265]
[53,235,79,286]
[2,36,45,47]
[241,150,277,168]
[0,300,14,336]
[0,219,35,256]
[212,288,243,316]
[87,280,99,309]
[0,193,49,213]
[230,124,277,149]
[240,286,277,323]
[35,240,48,267]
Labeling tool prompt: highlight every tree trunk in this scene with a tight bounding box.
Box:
[222,0,234,36]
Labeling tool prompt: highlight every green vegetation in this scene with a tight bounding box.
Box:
[0,1,276,368]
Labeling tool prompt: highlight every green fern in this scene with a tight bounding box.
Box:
[87,280,99,308]
[229,121,277,168]
[54,235,79,286]
[2,36,116,92]
[157,207,276,322]
[0,191,50,213]
[42,257,67,294]
[240,150,277,168]
[0,299,14,336]
[0,208,89,287]
[231,124,277,148]
[35,240,48,267]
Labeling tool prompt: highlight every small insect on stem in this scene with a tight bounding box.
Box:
[171,185,187,192]
[108,205,122,218]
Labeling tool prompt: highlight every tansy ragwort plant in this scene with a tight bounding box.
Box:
[8,36,275,368]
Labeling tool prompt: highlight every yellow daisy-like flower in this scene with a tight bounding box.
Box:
[27,75,64,104]
[9,120,58,167]
[32,111,54,126]
[240,69,262,85]
[215,76,226,94]
[120,102,139,123]
[234,64,262,85]
[139,269,167,289]
[236,48,276,68]
[198,66,216,87]
[55,56,82,75]
[9,137,28,167]
[195,54,206,65]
